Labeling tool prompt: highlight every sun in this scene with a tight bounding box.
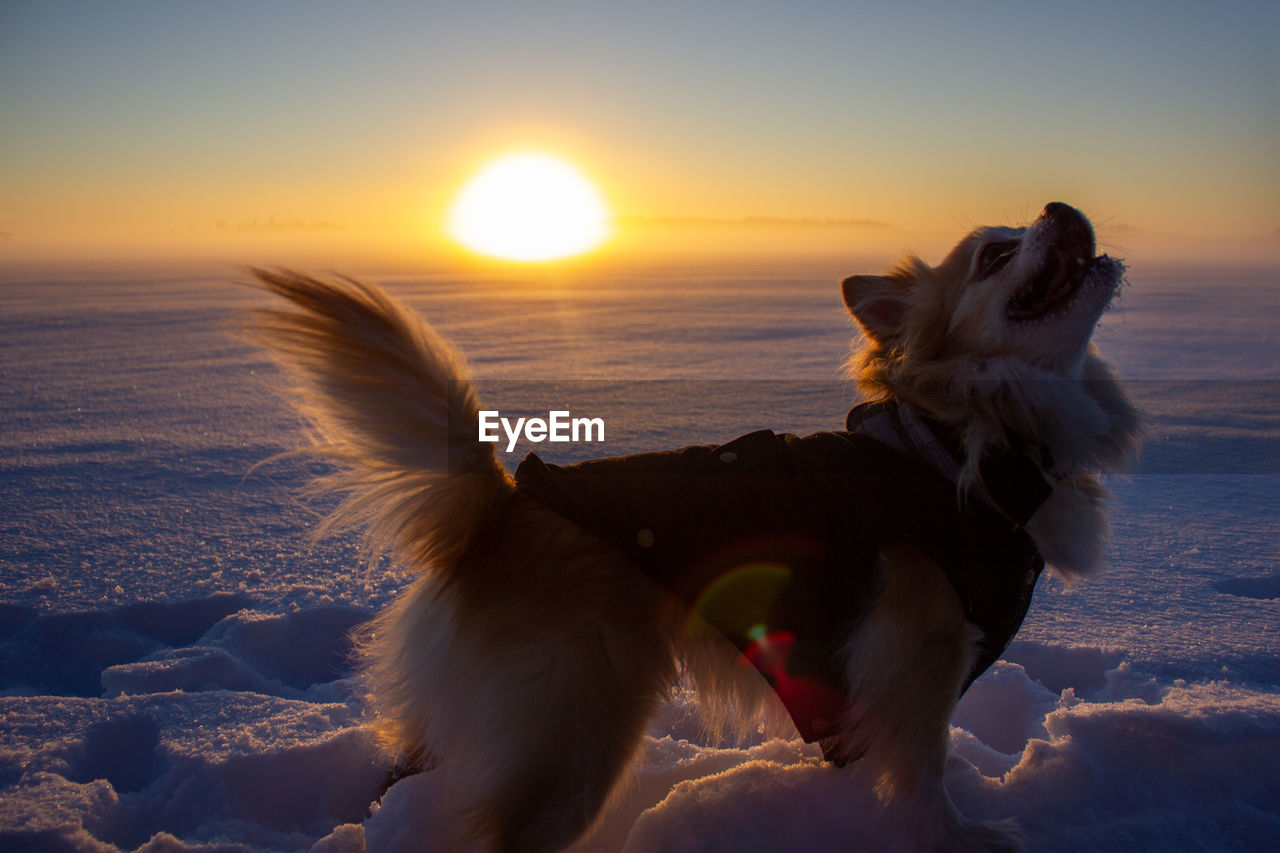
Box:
[447,153,610,262]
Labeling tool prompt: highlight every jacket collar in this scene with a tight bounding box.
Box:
[846,400,1052,528]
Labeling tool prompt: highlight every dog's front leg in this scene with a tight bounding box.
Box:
[834,543,974,792]
[829,544,1021,850]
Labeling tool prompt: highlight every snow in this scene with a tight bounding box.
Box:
[1,257,1277,850]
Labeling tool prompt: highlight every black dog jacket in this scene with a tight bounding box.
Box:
[514,402,1050,742]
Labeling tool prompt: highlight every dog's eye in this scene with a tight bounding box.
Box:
[978,242,1018,279]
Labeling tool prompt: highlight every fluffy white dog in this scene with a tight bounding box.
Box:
[248,201,1140,851]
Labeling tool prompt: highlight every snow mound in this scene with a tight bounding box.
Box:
[2,263,1277,850]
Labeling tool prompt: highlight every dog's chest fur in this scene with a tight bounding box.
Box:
[515,402,1049,742]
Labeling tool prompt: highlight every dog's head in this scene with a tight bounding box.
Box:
[843,203,1142,577]
[842,202,1140,480]
[844,202,1122,373]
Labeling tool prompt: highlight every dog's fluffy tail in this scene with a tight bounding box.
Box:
[245,268,513,571]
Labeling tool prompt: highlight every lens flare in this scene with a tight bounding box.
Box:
[686,562,792,639]
[683,557,848,740]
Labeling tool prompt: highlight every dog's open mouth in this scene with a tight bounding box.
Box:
[1006,250,1100,321]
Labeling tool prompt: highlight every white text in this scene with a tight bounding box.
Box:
[478,410,605,453]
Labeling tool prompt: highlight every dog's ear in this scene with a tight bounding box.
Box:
[842,274,909,345]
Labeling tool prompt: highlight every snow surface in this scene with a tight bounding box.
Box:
[1,258,1277,851]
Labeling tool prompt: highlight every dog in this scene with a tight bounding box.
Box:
[246,201,1141,851]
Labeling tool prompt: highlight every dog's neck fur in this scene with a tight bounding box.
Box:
[843,209,1144,579]
[846,399,1052,529]
[851,350,1142,580]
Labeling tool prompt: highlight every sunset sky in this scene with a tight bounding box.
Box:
[1,0,1276,263]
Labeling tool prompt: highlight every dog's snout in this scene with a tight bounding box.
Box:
[1039,202,1094,256]
[1042,202,1079,223]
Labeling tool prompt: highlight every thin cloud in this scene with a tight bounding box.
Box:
[616,215,897,230]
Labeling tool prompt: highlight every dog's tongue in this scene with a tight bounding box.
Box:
[1046,250,1071,299]
[1009,249,1089,319]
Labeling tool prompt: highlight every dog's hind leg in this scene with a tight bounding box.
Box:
[460,581,676,851]
[366,501,677,853]
[464,619,676,853]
